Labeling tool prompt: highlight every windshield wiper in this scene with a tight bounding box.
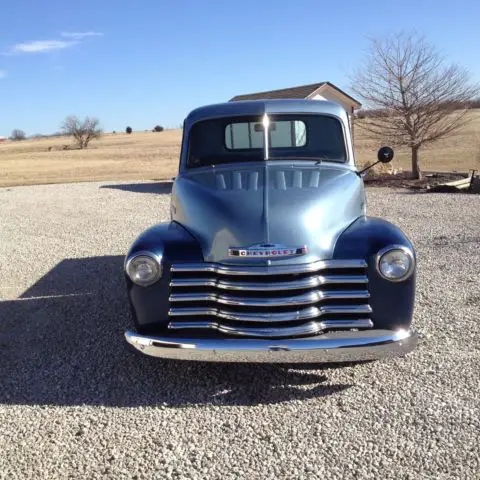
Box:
[268,156,336,164]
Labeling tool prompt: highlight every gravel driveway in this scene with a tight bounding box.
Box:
[0,181,479,479]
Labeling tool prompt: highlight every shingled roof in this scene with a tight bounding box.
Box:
[229,81,361,108]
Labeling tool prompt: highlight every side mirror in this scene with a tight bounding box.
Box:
[357,146,395,177]
[377,146,394,163]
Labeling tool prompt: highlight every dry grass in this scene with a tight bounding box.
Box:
[1,111,479,187]
[355,110,480,173]
[0,130,182,187]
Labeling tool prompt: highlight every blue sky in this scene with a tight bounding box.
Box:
[1,0,479,136]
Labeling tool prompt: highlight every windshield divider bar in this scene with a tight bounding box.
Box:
[263,113,269,160]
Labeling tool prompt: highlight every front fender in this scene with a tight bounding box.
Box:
[126,221,203,332]
[333,216,416,330]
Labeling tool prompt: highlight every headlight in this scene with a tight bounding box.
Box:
[125,253,162,286]
[376,246,414,281]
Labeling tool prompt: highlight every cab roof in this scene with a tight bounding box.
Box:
[184,99,348,129]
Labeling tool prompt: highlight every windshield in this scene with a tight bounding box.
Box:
[187,114,347,168]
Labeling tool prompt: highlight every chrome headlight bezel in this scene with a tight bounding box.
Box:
[376,245,415,282]
[125,251,163,287]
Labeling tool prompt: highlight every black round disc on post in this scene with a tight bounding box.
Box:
[377,146,394,163]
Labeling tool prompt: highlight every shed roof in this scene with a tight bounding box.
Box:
[230,82,361,108]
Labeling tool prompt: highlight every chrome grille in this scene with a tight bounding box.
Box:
[168,260,372,339]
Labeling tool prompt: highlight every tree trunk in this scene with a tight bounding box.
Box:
[411,146,422,180]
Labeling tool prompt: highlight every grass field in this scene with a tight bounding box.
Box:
[1,111,479,187]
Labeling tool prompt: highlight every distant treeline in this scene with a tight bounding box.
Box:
[356,99,480,119]
[30,132,70,140]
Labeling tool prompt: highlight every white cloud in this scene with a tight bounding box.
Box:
[5,32,102,55]
[0,70,6,79]
[10,40,78,54]
[61,31,103,40]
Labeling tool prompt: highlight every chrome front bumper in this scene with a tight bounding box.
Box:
[125,328,418,363]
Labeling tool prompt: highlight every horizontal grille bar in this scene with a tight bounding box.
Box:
[168,304,372,322]
[168,319,374,338]
[169,290,370,307]
[171,259,367,276]
[170,274,368,291]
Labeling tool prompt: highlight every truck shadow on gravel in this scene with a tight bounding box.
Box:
[100,182,173,195]
[0,255,353,407]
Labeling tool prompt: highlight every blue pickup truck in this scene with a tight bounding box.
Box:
[124,99,417,363]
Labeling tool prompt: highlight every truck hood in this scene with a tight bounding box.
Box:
[171,163,365,264]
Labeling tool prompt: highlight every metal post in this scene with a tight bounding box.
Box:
[351,106,355,148]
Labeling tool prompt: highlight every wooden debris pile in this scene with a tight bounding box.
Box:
[428,170,479,193]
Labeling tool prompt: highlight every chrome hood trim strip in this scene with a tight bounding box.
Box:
[171,259,367,276]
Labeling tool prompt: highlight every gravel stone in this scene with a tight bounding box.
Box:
[0,181,479,479]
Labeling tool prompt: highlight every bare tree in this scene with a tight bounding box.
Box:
[61,115,102,149]
[352,33,479,179]
[10,129,26,141]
